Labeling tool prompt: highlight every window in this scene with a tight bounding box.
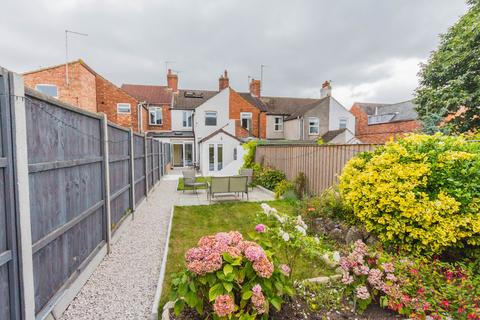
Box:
[182,111,193,127]
[240,112,252,132]
[209,144,215,171]
[35,84,58,98]
[205,111,217,126]
[149,107,162,125]
[117,103,131,114]
[274,116,283,131]
[217,144,223,170]
[308,117,320,135]
[339,118,347,129]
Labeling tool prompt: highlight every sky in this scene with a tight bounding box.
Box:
[0,0,468,108]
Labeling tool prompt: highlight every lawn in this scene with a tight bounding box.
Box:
[177,177,211,191]
[160,200,335,308]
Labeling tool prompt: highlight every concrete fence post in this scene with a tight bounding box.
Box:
[144,135,149,198]
[10,72,35,320]
[128,128,135,219]
[101,114,112,254]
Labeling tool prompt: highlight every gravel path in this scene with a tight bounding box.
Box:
[61,179,177,320]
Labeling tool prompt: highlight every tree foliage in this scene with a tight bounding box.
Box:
[415,1,480,133]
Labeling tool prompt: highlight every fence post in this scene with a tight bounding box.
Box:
[101,114,112,254]
[144,135,148,198]
[157,140,161,181]
[10,72,35,320]
[128,128,135,219]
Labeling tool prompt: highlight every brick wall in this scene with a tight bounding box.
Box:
[23,62,97,113]
[351,104,422,143]
[95,75,140,131]
[229,90,266,139]
[143,104,172,132]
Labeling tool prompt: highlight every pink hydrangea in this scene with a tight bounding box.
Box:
[251,284,266,314]
[340,257,351,271]
[367,268,384,290]
[197,235,216,247]
[228,231,243,245]
[386,273,397,282]
[224,246,241,258]
[255,224,266,233]
[245,245,266,262]
[213,295,235,317]
[253,257,274,278]
[341,272,354,284]
[381,262,395,273]
[353,264,370,275]
[353,240,368,255]
[215,232,233,245]
[356,286,370,300]
[280,264,291,276]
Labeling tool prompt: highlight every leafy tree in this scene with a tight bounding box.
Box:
[415,0,480,133]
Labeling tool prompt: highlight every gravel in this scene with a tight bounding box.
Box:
[61,179,176,320]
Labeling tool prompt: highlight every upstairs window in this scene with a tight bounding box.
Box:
[308,117,320,135]
[205,111,217,126]
[149,107,163,125]
[339,118,347,129]
[35,84,58,98]
[182,111,193,128]
[117,103,131,114]
[274,116,283,131]
[241,112,252,132]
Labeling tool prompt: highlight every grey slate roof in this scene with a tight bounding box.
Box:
[283,96,330,121]
[260,96,322,115]
[355,100,418,124]
[172,89,219,110]
[321,128,346,143]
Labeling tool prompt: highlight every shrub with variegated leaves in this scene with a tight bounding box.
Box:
[170,231,293,319]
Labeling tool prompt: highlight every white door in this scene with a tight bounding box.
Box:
[208,143,223,172]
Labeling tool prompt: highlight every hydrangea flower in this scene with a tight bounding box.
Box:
[356,286,370,300]
[251,285,267,314]
[255,224,266,233]
[245,245,266,262]
[280,264,291,276]
[253,257,274,278]
[213,295,235,317]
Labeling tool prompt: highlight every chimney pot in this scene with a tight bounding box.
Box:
[249,78,261,97]
[320,80,332,98]
[167,69,178,92]
[219,69,230,91]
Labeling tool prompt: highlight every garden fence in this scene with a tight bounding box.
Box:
[255,143,379,195]
[0,67,171,320]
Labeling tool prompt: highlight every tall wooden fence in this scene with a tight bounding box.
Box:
[0,68,171,320]
[255,144,378,195]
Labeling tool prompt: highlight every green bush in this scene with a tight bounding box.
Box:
[294,172,307,200]
[339,133,480,255]
[274,180,294,199]
[255,167,286,191]
[242,140,258,169]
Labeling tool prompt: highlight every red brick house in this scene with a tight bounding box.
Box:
[350,100,422,143]
[23,59,145,132]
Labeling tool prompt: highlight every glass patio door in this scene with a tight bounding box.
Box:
[208,143,223,171]
[184,143,193,167]
[173,144,184,167]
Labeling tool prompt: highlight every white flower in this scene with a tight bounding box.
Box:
[332,251,341,263]
[314,236,320,243]
[260,203,271,215]
[295,225,307,236]
[279,230,290,242]
[296,215,308,230]
[273,213,285,224]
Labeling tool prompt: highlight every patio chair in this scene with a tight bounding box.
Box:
[207,176,230,201]
[240,168,254,190]
[229,176,249,200]
[182,170,205,193]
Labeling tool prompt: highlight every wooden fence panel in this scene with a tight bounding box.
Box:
[0,69,21,320]
[25,92,105,314]
[255,144,378,195]
[107,124,131,231]
[146,138,153,190]
[133,134,146,204]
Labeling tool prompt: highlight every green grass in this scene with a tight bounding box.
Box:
[159,200,334,308]
[177,177,211,191]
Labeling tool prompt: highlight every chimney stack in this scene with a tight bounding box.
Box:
[249,78,261,97]
[320,80,332,98]
[167,69,178,92]
[218,70,229,91]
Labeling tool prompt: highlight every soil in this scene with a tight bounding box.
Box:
[169,297,404,320]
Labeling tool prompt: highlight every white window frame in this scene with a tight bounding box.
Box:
[117,103,131,114]
[149,106,163,125]
[339,118,347,129]
[308,117,320,135]
[205,111,217,126]
[35,84,58,98]
[240,112,253,131]
[182,111,193,128]
[274,116,283,132]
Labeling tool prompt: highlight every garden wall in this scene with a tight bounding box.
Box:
[255,143,379,195]
[0,67,171,320]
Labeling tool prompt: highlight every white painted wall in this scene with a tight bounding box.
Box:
[284,118,301,140]
[194,88,231,141]
[171,110,193,131]
[266,115,285,139]
[328,97,355,134]
[199,131,241,176]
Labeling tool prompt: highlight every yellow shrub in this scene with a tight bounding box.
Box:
[339,133,480,255]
